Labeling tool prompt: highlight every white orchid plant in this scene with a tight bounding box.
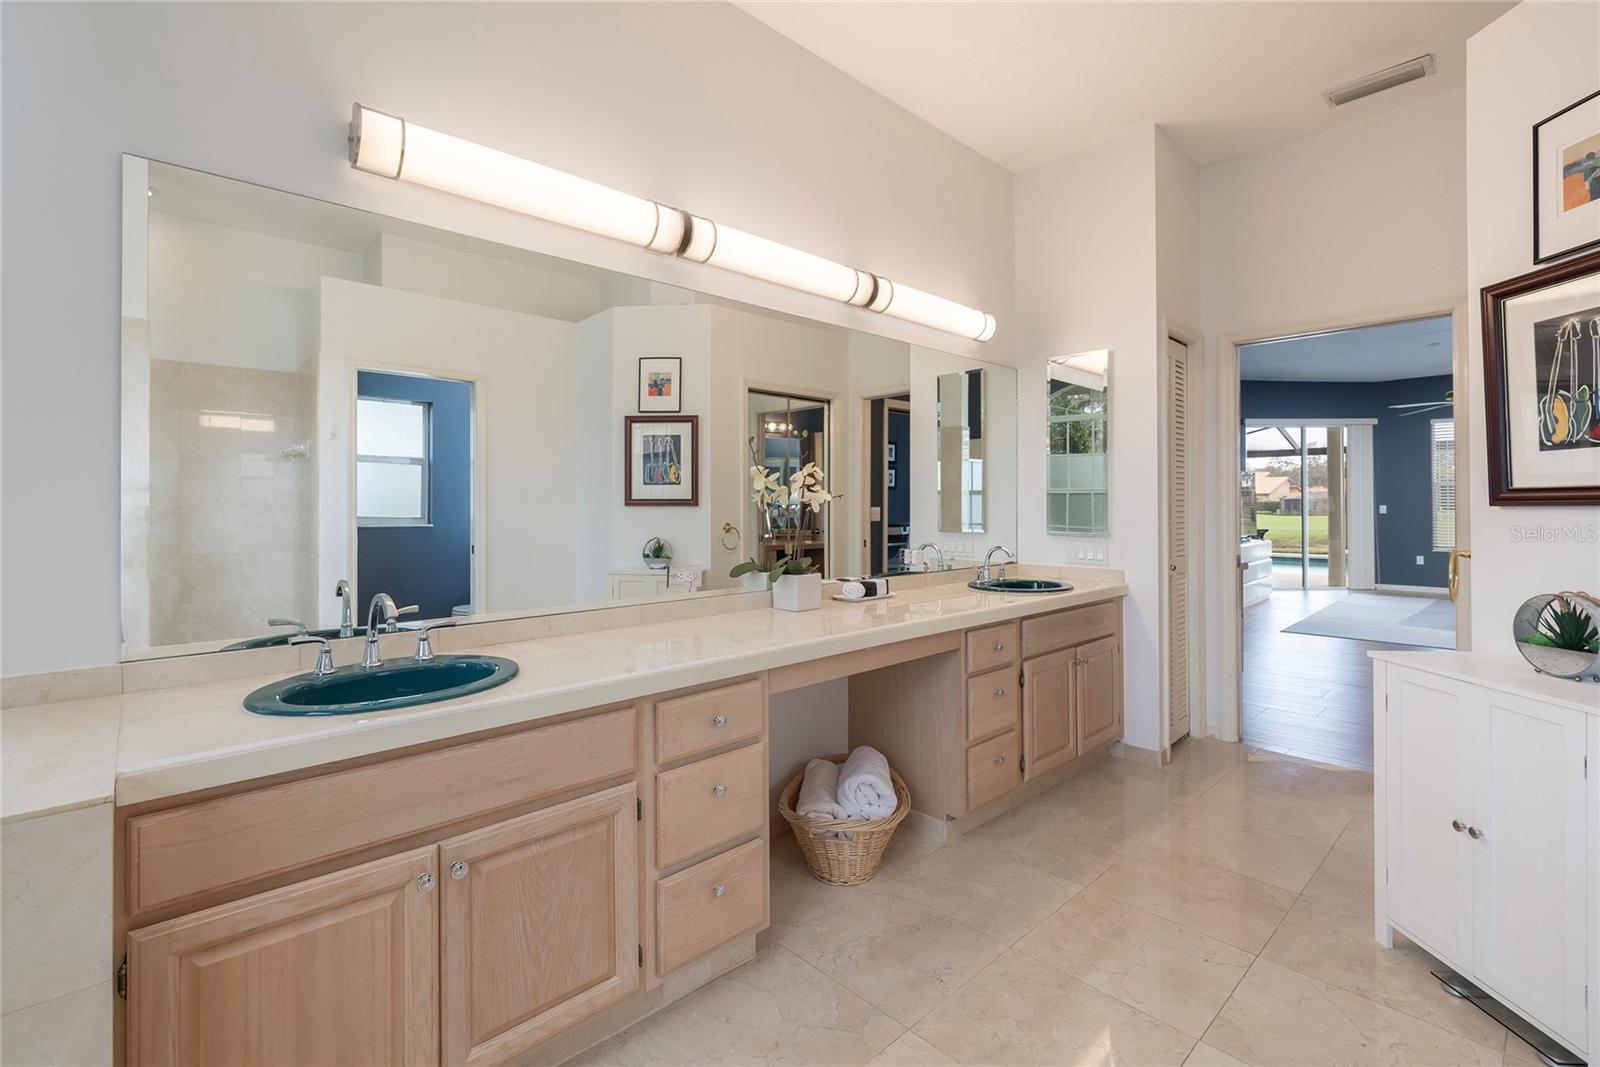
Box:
[730,444,834,585]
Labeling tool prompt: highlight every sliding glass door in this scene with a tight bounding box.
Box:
[1242,424,1348,590]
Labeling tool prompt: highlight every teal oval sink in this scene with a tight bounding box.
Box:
[969,578,1073,593]
[243,655,519,717]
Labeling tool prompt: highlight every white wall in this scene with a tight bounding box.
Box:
[149,212,364,373]
[317,278,583,620]
[1015,127,1164,752]
[1464,2,1600,652]
[1,2,1013,675]
[372,233,607,323]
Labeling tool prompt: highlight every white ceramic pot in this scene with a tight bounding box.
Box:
[772,572,823,612]
[739,570,769,593]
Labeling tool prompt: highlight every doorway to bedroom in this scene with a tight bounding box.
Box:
[1238,315,1458,769]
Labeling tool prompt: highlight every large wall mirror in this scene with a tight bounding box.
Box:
[1046,350,1110,536]
[119,156,1018,660]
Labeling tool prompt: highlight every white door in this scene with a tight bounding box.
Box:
[1470,692,1589,1049]
[1165,338,1191,745]
[1384,670,1475,970]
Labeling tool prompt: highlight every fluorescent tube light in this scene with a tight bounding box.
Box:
[348,103,995,341]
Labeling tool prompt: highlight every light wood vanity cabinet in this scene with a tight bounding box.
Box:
[1022,648,1077,780]
[439,784,639,1067]
[127,847,440,1067]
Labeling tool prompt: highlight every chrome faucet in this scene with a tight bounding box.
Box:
[915,542,945,572]
[363,593,417,669]
[979,546,1016,583]
[267,617,308,636]
[335,579,354,638]
[290,634,336,676]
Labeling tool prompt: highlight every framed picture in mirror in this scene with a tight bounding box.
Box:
[625,415,698,506]
[638,356,682,413]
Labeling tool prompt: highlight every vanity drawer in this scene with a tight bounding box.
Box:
[965,622,1019,675]
[967,731,1020,812]
[127,706,637,916]
[966,667,1019,743]
[656,743,766,868]
[1023,601,1119,658]
[657,837,767,975]
[656,679,764,765]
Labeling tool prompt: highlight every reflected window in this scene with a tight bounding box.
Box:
[356,396,431,525]
[1046,354,1108,535]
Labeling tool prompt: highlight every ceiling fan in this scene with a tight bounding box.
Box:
[1389,389,1453,417]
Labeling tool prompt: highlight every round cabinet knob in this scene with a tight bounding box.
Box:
[994,754,1006,765]
[712,883,728,898]
[1451,819,1466,833]
[711,714,728,728]
[449,860,469,880]
[416,873,435,893]
[712,783,727,797]
[993,687,1005,698]
[992,641,1005,653]
[1467,825,1485,840]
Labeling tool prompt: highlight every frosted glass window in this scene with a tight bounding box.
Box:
[356,397,430,526]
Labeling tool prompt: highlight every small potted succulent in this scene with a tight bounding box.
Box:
[641,537,672,571]
[731,453,833,612]
[1513,592,1600,682]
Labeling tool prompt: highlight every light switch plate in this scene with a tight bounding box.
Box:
[1379,504,1388,514]
[1416,555,1424,565]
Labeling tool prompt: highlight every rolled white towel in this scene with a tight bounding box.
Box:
[836,745,897,820]
[797,758,850,821]
[839,578,889,601]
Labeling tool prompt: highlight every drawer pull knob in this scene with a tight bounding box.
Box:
[449,860,469,880]
[993,687,1005,698]
[416,873,435,893]
[712,882,728,898]
[994,754,1006,766]
[1467,825,1485,840]
[992,641,1005,653]
[712,783,727,797]
[711,714,728,727]
[1451,819,1466,833]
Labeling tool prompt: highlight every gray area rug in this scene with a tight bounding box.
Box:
[1282,592,1456,649]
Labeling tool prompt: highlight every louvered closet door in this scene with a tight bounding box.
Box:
[1166,338,1191,744]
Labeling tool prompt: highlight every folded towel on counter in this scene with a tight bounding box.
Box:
[838,577,890,601]
[836,745,897,819]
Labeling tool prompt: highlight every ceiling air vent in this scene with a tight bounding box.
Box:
[1324,54,1436,107]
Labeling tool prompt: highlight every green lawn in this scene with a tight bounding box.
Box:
[1251,513,1329,556]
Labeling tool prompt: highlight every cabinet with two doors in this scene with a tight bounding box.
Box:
[119,679,771,1067]
[1376,658,1598,1059]
[962,600,1123,812]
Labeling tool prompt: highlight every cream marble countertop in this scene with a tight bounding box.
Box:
[3,577,1126,818]
[1369,648,1600,716]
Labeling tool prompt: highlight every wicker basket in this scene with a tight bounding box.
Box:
[777,753,912,886]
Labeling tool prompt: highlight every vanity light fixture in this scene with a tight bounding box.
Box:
[347,104,996,343]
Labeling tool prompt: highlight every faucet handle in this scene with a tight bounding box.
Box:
[385,605,420,632]
[268,617,308,635]
[290,634,336,676]
[411,618,458,662]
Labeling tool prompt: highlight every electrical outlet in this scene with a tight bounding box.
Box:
[1416,555,1425,565]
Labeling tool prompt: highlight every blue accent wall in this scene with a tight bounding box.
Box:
[887,408,910,527]
[357,371,473,618]
[1240,374,1452,588]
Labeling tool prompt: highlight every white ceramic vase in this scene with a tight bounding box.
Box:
[772,572,823,612]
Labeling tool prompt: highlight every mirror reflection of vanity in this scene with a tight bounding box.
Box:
[120,156,1019,661]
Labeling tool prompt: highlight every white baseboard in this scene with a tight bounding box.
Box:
[1374,583,1449,598]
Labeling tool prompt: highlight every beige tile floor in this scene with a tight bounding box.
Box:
[571,740,1530,1066]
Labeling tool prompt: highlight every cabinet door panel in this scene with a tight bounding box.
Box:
[1075,635,1122,751]
[440,783,639,1067]
[127,847,438,1067]
[1022,648,1076,780]
[1471,693,1589,1049]
[1384,672,1474,970]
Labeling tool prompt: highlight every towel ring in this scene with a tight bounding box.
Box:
[720,522,741,552]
